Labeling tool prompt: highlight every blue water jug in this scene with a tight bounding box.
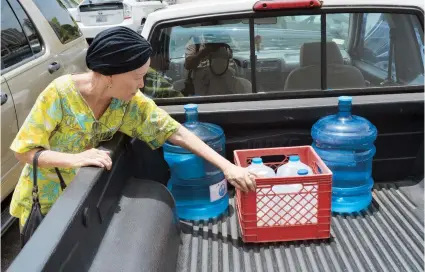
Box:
[311,96,378,213]
[163,104,228,220]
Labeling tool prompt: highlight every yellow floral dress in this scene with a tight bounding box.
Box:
[10,74,180,229]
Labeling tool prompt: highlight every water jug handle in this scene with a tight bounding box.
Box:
[272,184,303,194]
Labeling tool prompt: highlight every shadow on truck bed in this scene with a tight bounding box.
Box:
[7,93,424,272]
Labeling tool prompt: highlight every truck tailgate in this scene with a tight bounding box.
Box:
[177,181,424,272]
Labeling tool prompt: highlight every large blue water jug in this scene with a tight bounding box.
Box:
[163,104,228,220]
[311,96,378,213]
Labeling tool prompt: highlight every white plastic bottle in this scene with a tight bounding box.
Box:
[247,157,276,178]
[276,155,313,177]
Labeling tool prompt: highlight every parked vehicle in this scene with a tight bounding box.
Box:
[72,0,167,42]
[1,0,88,235]
[7,0,424,271]
[60,0,81,23]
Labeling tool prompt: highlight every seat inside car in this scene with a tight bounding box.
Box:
[187,44,252,96]
[284,41,365,91]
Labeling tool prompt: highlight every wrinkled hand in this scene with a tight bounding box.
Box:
[71,148,112,170]
[223,164,257,192]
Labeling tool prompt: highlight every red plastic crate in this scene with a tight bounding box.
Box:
[234,146,332,243]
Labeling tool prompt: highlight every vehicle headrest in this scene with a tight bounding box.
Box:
[300,41,344,67]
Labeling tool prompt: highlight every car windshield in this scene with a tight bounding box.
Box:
[169,14,350,60]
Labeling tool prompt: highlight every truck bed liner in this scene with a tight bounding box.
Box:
[89,179,180,272]
[177,181,424,272]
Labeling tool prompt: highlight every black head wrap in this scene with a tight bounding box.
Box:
[86,26,152,75]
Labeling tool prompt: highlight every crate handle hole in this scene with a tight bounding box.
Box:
[316,163,322,174]
[272,184,303,194]
[247,154,287,164]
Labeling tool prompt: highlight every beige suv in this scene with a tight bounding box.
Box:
[1,0,88,222]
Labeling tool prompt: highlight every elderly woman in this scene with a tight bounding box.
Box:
[9,27,256,231]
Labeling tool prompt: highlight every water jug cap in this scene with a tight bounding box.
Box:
[184,104,199,124]
[252,157,263,164]
[184,104,198,111]
[297,169,308,175]
[338,96,352,116]
[289,155,300,162]
[338,96,352,104]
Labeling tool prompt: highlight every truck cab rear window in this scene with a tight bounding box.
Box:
[146,11,424,100]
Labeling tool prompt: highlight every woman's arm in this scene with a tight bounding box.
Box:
[10,80,113,171]
[118,94,256,191]
[184,50,207,70]
[168,126,256,192]
[14,148,112,170]
[184,43,218,70]
[15,149,73,168]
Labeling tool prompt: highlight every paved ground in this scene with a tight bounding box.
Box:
[1,221,21,271]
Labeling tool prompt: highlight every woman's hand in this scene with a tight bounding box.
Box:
[223,164,257,192]
[70,148,112,170]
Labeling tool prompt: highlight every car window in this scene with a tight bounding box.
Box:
[414,22,424,65]
[254,14,353,92]
[358,13,423,86]
[147,11,424,100]
[7,0,42,56]
[254,16,323,92]
[32,0,82,44]
[148,19,251,98]
[1,0,33,70]
[360,14,396,78]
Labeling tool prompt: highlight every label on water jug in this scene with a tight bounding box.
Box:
[209,179,227,202]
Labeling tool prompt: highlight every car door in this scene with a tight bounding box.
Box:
[31,0,88,76]
[0,77,20,201]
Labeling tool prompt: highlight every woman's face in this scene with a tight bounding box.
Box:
[109,58,151,101]
[209,46,231,76]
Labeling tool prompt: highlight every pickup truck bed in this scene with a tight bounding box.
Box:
[89,178,424,272]
[176,181,424,272]
[7,93,424,272]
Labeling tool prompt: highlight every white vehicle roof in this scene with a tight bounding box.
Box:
[142,0,423,37]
